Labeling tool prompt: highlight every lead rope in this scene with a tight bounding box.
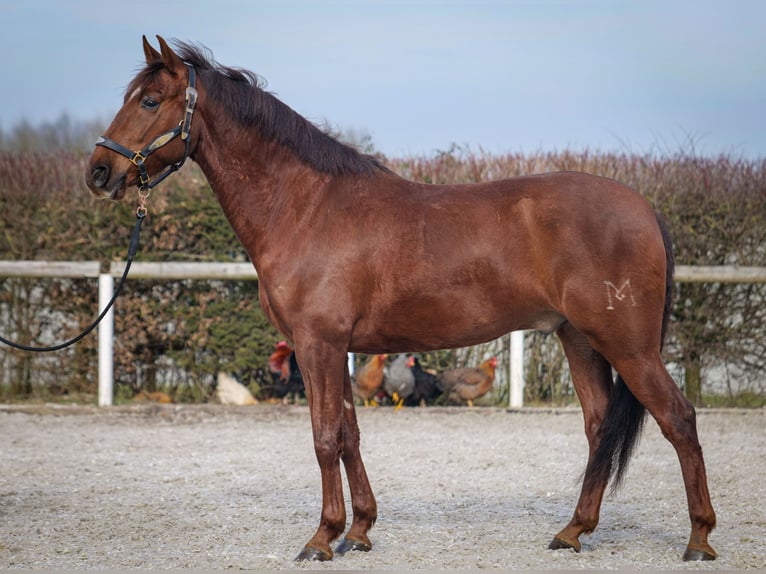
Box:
[0,203,147,353]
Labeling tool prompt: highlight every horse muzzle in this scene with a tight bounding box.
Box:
[86,160,128,200]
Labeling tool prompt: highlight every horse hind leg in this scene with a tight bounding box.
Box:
[614,355,717,561]
[549,322,616,553]
[335,364,378,555]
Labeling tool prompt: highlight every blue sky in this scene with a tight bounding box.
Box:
[1,0,764,158]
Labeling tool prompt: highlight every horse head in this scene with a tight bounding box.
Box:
[86,36,199,200]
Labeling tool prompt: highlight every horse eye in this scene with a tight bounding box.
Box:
[141,97,159,111]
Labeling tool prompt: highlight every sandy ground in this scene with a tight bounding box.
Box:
[0,404,764,571]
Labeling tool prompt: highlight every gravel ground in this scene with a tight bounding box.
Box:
[0,404,763,570]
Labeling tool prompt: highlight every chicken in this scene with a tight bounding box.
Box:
[353,354,387,407]
[383,354,415,410]
[268,340,304,402]
[277,351,305,404]
[268,340,293,385]
[216,372,258,405]
[437,357,498,407]
[134,390,173,403]
[405,356,442,407]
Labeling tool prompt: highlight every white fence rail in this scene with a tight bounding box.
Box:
[3,260,764,282]
[2,262,765,407]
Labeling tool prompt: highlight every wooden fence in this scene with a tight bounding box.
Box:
[1,261,765,406]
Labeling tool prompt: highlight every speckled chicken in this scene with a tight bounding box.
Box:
[437,357,498,407]
[352,354,387,407]
[383,354,415,409]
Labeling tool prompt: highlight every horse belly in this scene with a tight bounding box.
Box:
[348,282,561,354]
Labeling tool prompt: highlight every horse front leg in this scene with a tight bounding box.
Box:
[294,343,349,562]
[336,363,377,555]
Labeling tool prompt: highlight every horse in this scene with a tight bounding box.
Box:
[85,36,717,562]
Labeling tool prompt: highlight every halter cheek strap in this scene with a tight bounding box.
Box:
[96,64,198,193]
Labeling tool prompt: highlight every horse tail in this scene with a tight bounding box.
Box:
[583,213,674,493]
[584,375,646,494]
[656,212,675,350]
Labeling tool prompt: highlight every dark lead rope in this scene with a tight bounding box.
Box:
[3,65,195,352]
[0,211,145,353]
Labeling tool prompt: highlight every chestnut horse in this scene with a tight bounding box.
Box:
[86,36,717,562]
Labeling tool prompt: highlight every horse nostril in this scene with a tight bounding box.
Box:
[90,164,110,188]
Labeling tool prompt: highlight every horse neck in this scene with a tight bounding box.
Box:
[191,108,330,266]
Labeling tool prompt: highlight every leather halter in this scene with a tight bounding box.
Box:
[95,64,198,193]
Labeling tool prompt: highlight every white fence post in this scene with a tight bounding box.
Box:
[98,273,114,407]
[509,330,525,408]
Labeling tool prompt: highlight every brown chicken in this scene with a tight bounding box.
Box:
[134,390,173,403]
[437,357,498,407]
[352,354,387,407]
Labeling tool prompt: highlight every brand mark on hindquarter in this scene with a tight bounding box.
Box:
[603,279,637,310]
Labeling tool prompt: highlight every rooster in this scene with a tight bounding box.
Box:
[267,341,305,403]
[279,351,306,404]
[352,354,387,407]
[437,357,498,407]
[383,354,415,410]
[268,341,293,386]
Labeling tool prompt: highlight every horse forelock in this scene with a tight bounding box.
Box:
[168,40,389,177]
[124,61,163,102]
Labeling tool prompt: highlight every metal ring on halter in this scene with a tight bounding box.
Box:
[137,187,150,217]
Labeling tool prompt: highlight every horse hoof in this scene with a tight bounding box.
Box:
[336,537,372,555]
[295,545,333,562]
[683,547,717,561]
[548,536,581,553]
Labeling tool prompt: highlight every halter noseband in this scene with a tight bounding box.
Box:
[95,64,198,193]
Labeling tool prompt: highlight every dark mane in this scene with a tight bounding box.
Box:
[167,41,388,176]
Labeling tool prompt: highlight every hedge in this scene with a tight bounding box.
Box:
[0,148,764,405]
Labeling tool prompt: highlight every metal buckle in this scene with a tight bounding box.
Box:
[182,86,198,140]
[131,151,147,166]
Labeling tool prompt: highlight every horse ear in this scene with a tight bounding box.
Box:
[156,35,184,75]
[143,35,161,64]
